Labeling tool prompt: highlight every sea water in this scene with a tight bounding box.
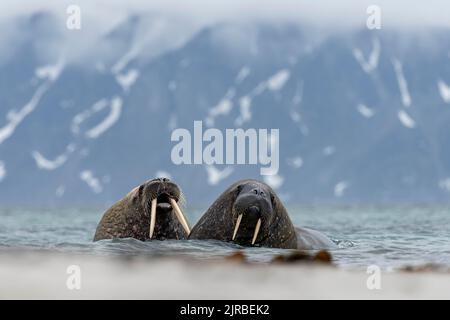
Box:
[1,206,449,270]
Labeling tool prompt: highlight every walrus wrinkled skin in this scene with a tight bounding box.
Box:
[189,179,335,250]
[94,178,189,241]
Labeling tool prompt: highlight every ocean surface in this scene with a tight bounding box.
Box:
[1,206,449,270]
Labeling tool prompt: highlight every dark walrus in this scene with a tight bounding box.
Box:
[189,179,335,249]
[94,178,190,241]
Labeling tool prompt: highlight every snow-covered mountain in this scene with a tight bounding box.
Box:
[2,11,450,206]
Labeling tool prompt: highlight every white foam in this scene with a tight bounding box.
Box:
[0,83,50,145]
[116,69,139,92]
[267,69,290,91]
[437,80,450,103]
[80,170,103,194]
[0,161,5,182]
[392,59,412,107]
[85,97,123,139]
[356,104,375,118]
[263,174,284,189]
[398,110,416,128]
[205,165,233,186]
[334,181,349,198]
[352,38,380,73]
[31,144,75,171]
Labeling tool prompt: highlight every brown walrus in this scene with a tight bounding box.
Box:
[189,179,335,249]
[93,178,190,241]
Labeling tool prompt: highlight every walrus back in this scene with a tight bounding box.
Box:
[93,197,132,241]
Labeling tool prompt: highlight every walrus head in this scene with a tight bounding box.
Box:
[93,177,190,241]
[231,182,274,246]
[134,177,190,240]
[189,179,298,249]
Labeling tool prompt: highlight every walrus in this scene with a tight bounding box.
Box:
[93,177,190,241]
[189,179,335,249]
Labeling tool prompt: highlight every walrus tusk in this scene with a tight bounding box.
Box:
[170,198,191,235]
[149,198,157,239]
[251,218,262,245]
[232,214,243,241]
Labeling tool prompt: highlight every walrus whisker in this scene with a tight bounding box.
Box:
[232,214,243,241]
[149,198,157,239]
[170,198,191,235]
[251,218,262,245]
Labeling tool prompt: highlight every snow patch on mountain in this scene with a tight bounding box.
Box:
[236,66,250,84]
[392,59,412,107]
[31,144,76,171]
[112,47,139,75]
[437,80,450,103]
[334,181,349,197]
[116,69,139,92]
[233,69,290,126]
[206,88,235,126]
[323,146,336,156]
[84,97,123,139]
[292,81,304,105]
[356,104,375,118]
[398,110,416,128]
[439,178,450,192]
[80,170,103,194]
[235,96,252,126]
[72,99,108,135]
[0,161,5,182]
[0,82,51,145]
[267,69,290,91]
[352,38,380,73]
[263,174,284,189]
[287,156,303,169]
[206,165,233,186]
[55,185,65,198]
[155,170,172,180]
[35,60,65,82]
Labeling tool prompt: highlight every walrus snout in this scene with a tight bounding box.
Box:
[145,178,191,239]
[232,200,268,246]
[246,205,261,219]
[156,193,172,212]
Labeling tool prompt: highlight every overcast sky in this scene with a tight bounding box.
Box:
[1,0,450,28]
[0,1,449,66]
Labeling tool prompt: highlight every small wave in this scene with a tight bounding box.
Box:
[333,239,355,248]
